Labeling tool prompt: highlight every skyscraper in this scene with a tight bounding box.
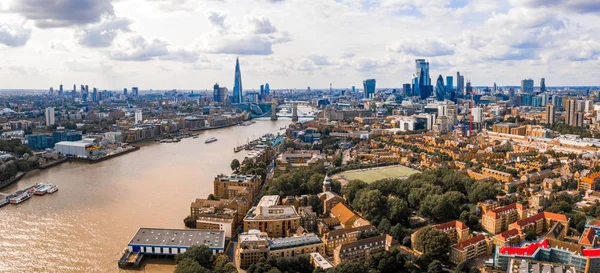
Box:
[124,88,128,96]
[413,59,432,99]
[260,85,265,99]
[132,87,139,97]
[363,79,376,99]
[566,98,577,126]
[59,84,63,95]
[521,79,534,93]
[45,107,55,126]
[540,78,546,93]
[446,76,453,93]
[49,87,54,96]
[456,72,464,94]
[545,104,555,125]
[403,84,412,96]
[435,75,445,101]
[233,57,243,103]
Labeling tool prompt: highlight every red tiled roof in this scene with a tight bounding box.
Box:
[583,248,600,257]
[587,219,600,228]
[510,212,568,229]
[579,228,597,246]
[484,203,522,219]
[435,220,468,231]
[494,229,522,242]
[542,212,568,222]
[452,234,487,251]
[498,239,549,256]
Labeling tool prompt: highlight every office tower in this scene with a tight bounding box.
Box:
[213,83,220,102]
[403,84,412,96]
[135,110,143,124]
[45,107,55,126]
[260,85,265,98]
[551,95,562,111]
[413,59,432,99]
[435,75,445,101]
[49,87,54,96]
[466,81,473,95]
[545,104,555,125]
[493,82,497,94]
[521,79,534,93]
[265,83,270,96]
[566,98,576,126]
[124,88,128,96]
[363,79,376,99]
[472,107,483,123]
[132,87,139,97]
[59,84,63,95]
[456,72,465,94]
[85,85,89,94]
[233,57,243,103]
[307,86,311,92]
[352,86,356,93]
[446,76,453,93]
[539,93,548,106]
[540,78,546,93]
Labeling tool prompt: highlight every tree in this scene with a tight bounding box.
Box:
[353,189,387,223]
[207,194,220,201]
[427,260,443,273]
[230,159,240,171]
[184,215,196,228]
[213,255,237,273]
[468,182,498,203]
[569,212,587,233]
[342,179,368,204]
[174,258,208,273]
[414,227,451,261]
[387,198,410,225]
[175,245,214,268]
[525,229,537,241]
[378,218,392,234]
[389,224,408,242]
[308,195,323,215]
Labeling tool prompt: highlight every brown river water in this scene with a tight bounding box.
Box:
[0,119,291,273]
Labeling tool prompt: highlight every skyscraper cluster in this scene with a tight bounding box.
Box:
[412,59,432,99]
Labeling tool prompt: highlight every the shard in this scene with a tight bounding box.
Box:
[233,57,243,103]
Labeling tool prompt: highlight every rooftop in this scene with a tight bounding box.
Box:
[269,234,322,250]
[128,228,225,249]
[452,234,488,251]
[310,253,333,269]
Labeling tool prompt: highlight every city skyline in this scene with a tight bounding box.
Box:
[0,0,600,89]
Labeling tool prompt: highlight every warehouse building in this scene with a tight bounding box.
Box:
[127,228,225,256]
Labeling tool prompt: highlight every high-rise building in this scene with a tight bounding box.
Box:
[466,81,473,95]
[545,104,555,125]
[540,78,546,93]
[566,98,577,127]
[45,107,55,126]
[265,83,270,96]
[363,79,376,99]
[435,75,445,101]
[124,88,128,96]
[132,87,139,97]
[403,84,412,96]
[59,84,63,95]
[233,57,243,104]
[493,82,497,94]
[135,110,143,124]
[413,59,432,99]
[446,76,453,93]
[521,79,534,93]
[49,87,54,96]
[260,85,265,99]
[551,95,562,111]
[456,72,465,94]
[472,107,483,123]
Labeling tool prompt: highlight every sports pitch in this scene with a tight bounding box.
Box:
[338,165,420,183]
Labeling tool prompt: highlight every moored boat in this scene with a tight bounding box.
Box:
[205,137,217,144]
[34,184,50,195]
[9,192,31,204]
[47,185,58,194]
[0,197,8,207]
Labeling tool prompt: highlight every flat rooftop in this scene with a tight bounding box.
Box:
[128,228,225,249]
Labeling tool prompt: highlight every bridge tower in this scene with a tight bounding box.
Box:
[270,99,278,121]
[291,102,298,122]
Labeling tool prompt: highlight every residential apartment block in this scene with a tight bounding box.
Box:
[482,203,526,234]
[322,225,377,256]
[333,235,387,266]
[450,234,492,264]
[243,195,301,238]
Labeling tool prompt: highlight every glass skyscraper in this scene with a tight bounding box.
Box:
[413,59,432,99]
[233,57,243,103]
[521,78,534,93]
[363,79,376,99]
[435,75,445,101]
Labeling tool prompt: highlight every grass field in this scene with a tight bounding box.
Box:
[338,165,420,183]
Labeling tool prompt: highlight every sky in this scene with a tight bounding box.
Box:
[0,0,599,90]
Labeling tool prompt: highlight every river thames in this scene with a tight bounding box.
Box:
[0,119,292,273]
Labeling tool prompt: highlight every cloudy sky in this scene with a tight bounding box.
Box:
[0,0,599,90]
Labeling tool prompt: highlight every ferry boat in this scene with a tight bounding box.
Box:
[205,137,217,144]
[9,192,31,204]
[34,184,50,195]
[0,197,8,207]
[47,185,58,194]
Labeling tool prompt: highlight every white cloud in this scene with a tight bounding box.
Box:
[76,17,132,48]
[387,38,455,57]
[0,21,31,47]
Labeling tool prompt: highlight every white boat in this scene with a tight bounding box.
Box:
[205,137,217,144]
[47,185,58,194]
[9,192,31,204]
[0,198,8,207]
[34,184,50,195]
